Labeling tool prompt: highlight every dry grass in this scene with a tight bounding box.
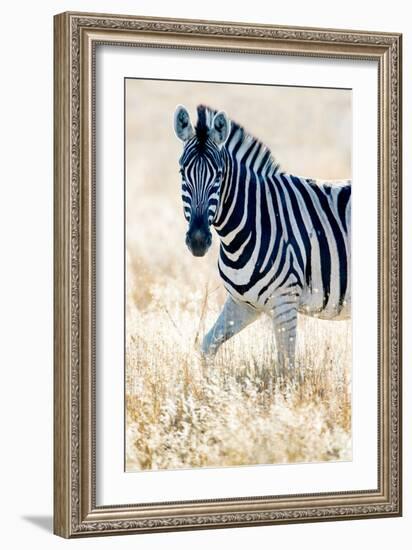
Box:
[125,78,352,472]
[125,252,352,471]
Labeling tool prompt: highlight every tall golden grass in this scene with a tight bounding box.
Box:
[126,284,351,471]
[125,79,352,472]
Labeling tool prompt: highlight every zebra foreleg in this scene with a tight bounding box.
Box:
[271,301,299,377]
[201,295,259,358]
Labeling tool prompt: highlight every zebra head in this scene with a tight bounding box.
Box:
[174,105,230,257]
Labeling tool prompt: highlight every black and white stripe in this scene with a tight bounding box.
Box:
[174,104,351,371]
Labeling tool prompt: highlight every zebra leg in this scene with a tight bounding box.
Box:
[271,300,299,376]
[201,295,259,358]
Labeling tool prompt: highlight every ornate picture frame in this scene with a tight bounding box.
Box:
[53,11,402,538]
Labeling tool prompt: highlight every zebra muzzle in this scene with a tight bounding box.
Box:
[186,228,212,257]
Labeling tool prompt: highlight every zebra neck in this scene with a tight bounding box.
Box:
[212,147,281,244]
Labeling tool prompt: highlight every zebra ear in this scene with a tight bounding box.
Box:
[174,105,194,142]
[211,111,230,146]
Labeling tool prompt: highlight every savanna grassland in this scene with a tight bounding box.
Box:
[125,79,352,471]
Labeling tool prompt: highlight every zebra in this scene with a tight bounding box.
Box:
[173,104,351,373]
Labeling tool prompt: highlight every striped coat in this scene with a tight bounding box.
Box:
[174,104,351,372]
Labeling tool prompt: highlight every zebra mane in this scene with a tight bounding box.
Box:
[195,104,280,174]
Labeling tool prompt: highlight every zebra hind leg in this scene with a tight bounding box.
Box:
[201,295,259,359]
[271,302,298,380]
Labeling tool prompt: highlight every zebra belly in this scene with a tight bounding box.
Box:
[298,285,351,320]
[298,212,351,321]
[222,280,351,320]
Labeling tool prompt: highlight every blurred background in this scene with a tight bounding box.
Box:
[125,78,352,472]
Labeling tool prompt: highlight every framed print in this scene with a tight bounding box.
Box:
[53,12,402,538]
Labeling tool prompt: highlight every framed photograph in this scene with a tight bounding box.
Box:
[53,11,402,538]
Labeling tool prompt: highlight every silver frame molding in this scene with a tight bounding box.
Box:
[54,11,402,538]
